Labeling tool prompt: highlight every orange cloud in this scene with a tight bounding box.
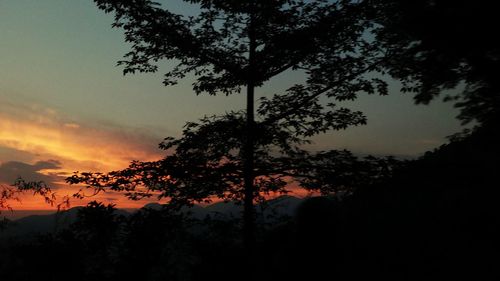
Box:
[0,114,161,172]
[0,100,165,210]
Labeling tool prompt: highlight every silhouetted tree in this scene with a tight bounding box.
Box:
[1,179,70,214]
[372,0,500,125]
[71,0,392,254]
[68,115,399,242]
[336,120,500,280]
[116,206,196,280]
[68,201,124,279]
[0,217,12,232]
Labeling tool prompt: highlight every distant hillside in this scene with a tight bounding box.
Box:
[1,207,80,238]
[139,195,303,220]
[0,195,306,238]
[0,210,57,221]
[0,207,130,238]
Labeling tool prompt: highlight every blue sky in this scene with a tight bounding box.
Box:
[0,0,464,208]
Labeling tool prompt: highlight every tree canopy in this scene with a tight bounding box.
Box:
[372,0,500,125]
[68,112,400,207]
[95,0,385,95]
[66,0,395,247]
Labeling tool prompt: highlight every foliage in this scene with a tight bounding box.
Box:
[94,0,385,95]
[68,111,401,207]
[371,0,500,124]
[1,179,70,213]
[66,0,393,210]
[0,217,13,232]
[0,201,241,281]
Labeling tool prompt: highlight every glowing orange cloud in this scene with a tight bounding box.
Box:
[0,115,161,172]
[0,102,165,210]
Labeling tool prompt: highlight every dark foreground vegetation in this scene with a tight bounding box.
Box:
[1,122,498,281]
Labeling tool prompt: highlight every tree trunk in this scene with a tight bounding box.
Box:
[243,12,256,255]
[243,81,255,250]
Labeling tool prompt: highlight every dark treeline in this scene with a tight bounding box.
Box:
[1,121,498,281]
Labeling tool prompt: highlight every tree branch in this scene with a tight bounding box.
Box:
[260,58,385,125]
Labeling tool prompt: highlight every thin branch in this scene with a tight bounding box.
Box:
[260,57,386,125]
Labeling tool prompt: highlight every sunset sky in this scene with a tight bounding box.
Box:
[1,0,464,210]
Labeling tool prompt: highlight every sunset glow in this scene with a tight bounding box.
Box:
[0,100,164,210]
[0,0,462,211]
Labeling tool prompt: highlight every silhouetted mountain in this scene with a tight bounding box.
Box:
[0,206,130,238]
[0,210,57,221]
[0,195,305,238]
[142,202,163,210]
[259,195,303,220]
[0,207,80,237]
[203,201,241,217]
[140,195,304,220]
[197,195,304,221]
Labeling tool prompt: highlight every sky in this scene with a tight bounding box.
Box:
[0,0,464,210]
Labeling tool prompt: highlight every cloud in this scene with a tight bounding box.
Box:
[0,160,63,187]
[0,146,37,163]
[0,97,163,173]
[0,97,166,209]
[63,123,80,129]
